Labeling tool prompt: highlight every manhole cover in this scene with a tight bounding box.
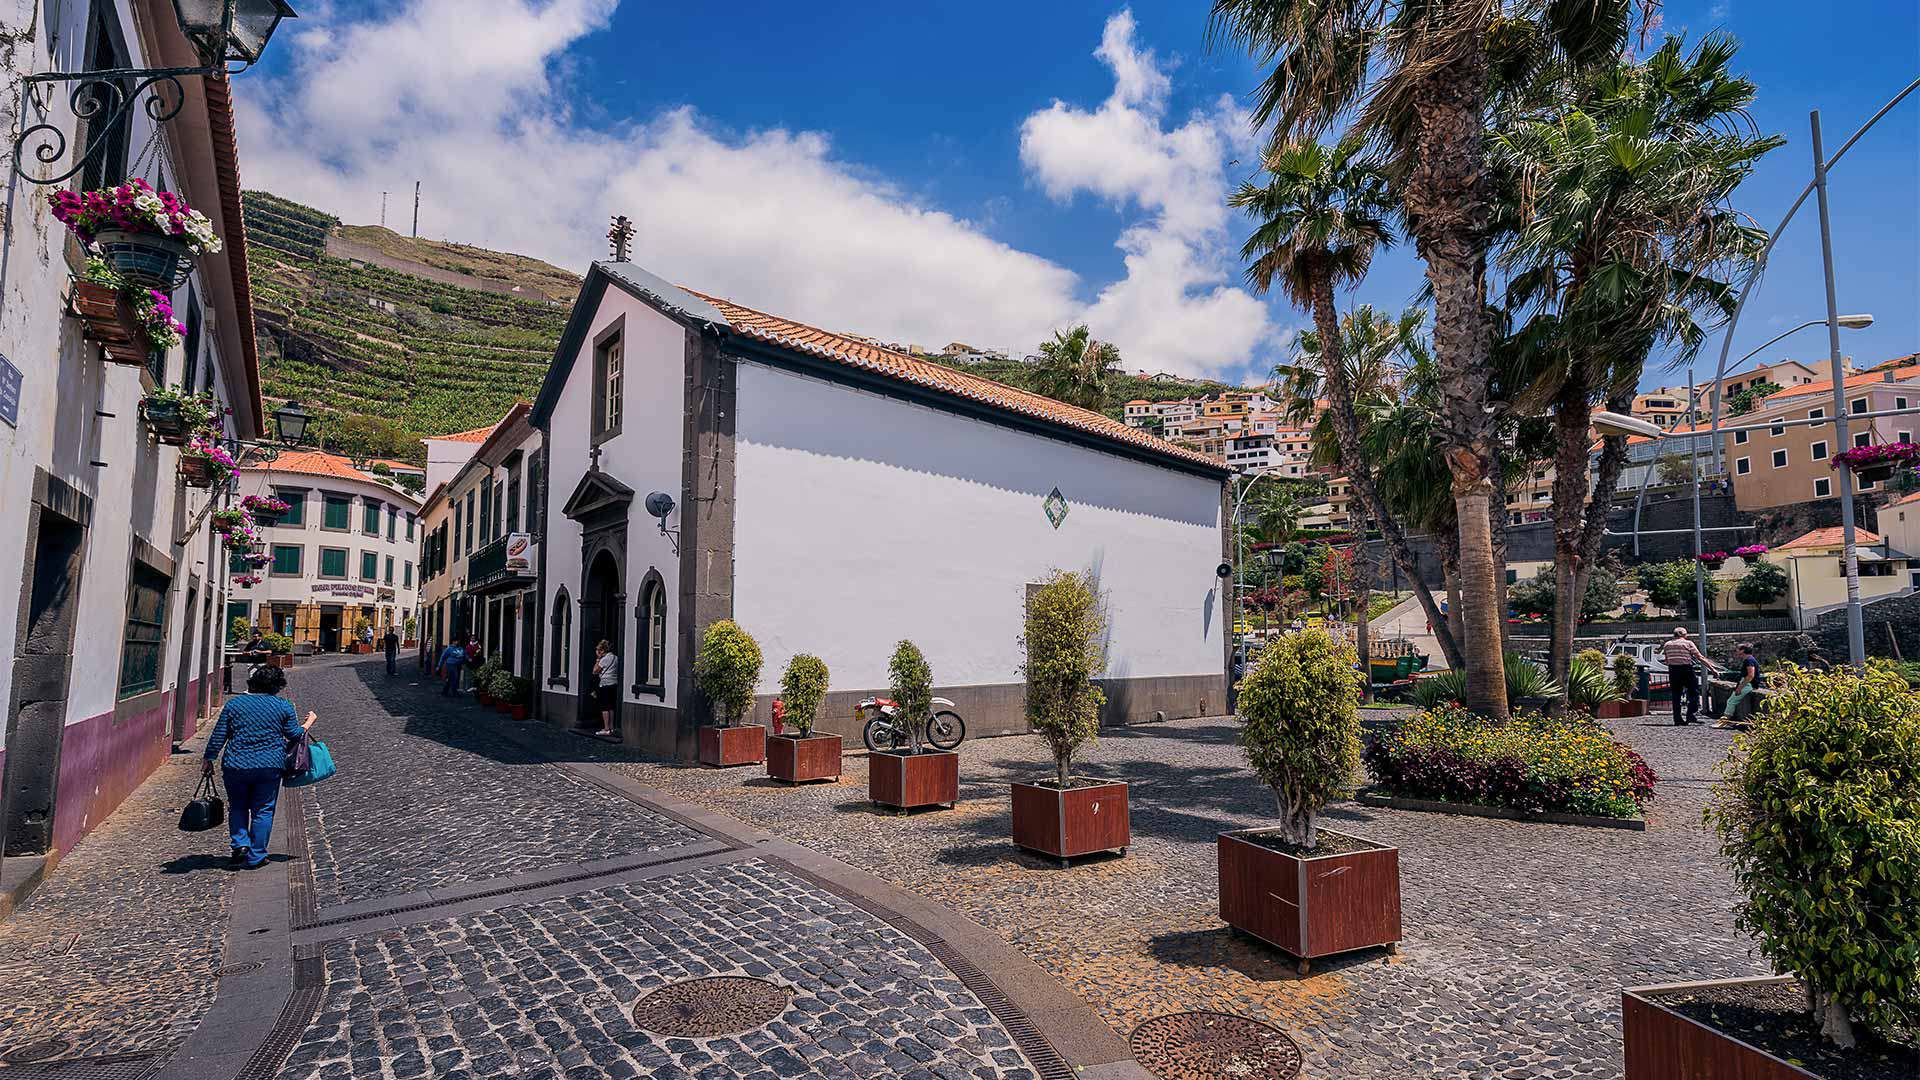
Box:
[1130,1012,1303,1080]
[631,976,791,1037]
[1,1038,72,1063]
[213,961,264,977]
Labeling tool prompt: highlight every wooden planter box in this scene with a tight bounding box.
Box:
[72,280,150,366]
[142,401,191,445]
[270,654,293,668]
[869,750,958,812]
[349,643,374,655]
[509,704,528,721]
[767,733,842,784]
[1623,977,1819,1080]
[699,724,766,767]
[1598,699,1650,719]
[1012,780,1129,865]
[1218,827,1401,974]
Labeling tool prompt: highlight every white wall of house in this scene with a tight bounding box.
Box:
[541,289,686,707]
[424,436,480,494]
[230,469,422,640]
[731,361,1226,697]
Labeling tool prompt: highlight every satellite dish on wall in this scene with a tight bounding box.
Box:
[645,491,676,522]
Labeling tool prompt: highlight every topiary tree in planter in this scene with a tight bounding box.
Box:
[695,620,763,727]
[889,640,933,754]
[779,654,830,737]
[1020,569,1107,787]
[1611,652,1639,700]
[230,616,253,644]
[1236,628,1363,848]
[1707,663,1920,1049]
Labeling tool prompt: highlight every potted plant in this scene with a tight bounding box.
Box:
[241,493,291,527]
[1011,569,1127,866]
[487,667,518,715]
[508,676,533,721]
[869,640,958,812]
[1218,629,1398,975]
[209,508,248,536]
[1830,441,1919,484]
[1624,665,1920,1079]
[264,632,295,668]
[230,571,261,588]
[471,657,500,704]
[139,386,218,445]
[1599,651,1649,718]
[1697,551,1729,572]
[767,654,840,783]
[402,615,418,648]
[49,179,222,290]
[180,432,238,488]
[1568,649,1627,718]
[695,620,766,767]
[1732,543,1769,560]
[349,617,373,654]
[229,616,254,646]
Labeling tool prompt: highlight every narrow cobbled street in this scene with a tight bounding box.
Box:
[0,655,1136,1080]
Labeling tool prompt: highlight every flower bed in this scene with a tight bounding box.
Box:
[1362,705,1657,819]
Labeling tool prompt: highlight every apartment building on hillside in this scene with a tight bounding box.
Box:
[1726,368,1920,511]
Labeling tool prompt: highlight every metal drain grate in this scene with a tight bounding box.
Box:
[1130,1012,1303,1080]
[631,977,791,1037]
[0,1050,155,1078]
[213,961,265,978]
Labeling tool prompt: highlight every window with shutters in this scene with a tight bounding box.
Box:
[323,494,351,531]
[320,547,348,579]
[117,560,170,698]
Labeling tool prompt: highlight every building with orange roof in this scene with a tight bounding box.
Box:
[424,418,506,492]
[232,452,425,653]
[1723,365,1919,511]
[1770,525,1914,626]
[1882,490,1920,566]
[528,260,1230,758]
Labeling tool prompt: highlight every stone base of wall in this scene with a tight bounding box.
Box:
[1811,591,1920,660]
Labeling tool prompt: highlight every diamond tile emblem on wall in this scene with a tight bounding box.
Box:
[1044,487,1070,529]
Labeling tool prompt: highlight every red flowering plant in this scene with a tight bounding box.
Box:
[231,572,262,587]
[184,433,240,483]
[49,178,222,254]
[1697,551,1729,567]
[81,257,186,352]
[1830,441,1920,473]
[241,494,291,516]
[1733,544,1769,559]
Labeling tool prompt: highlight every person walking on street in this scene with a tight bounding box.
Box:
[1661,627,1719,726]
[435,638,469,697]
[591,639,620,738]
[382,625,401,676]
[202,664,316,868]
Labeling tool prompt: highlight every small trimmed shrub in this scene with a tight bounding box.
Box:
[888,641,934,754]
[485,666,518,702]
[403,615,417,640]
[1566,654,1622,712]
[230,616,253,643]
[1611,652,1639,700]
[1707,664,1920,1048]
[1020,569,1108,786]
[1235,629,1362,849]
[1363,706,1656,819]
[1733,560,1789,609]
[1411,669,1466,710]
[263,632,294,655]
[779,654,830,738]
[695,620,763,727]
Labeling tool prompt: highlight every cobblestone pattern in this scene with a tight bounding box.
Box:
[290,658,701,908]
[0,751,230,1062]
[281,858,1040,1080]
[611,712,1765,1079]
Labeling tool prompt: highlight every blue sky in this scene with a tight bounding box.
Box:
[238,1,1917,388]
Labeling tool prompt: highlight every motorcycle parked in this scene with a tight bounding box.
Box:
[857,696,966,753]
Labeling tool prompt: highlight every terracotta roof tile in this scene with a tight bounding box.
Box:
[433,423,497,444]
[1762,370,1917,404]
[683,290,1226,473]
[1779,526,1882,550]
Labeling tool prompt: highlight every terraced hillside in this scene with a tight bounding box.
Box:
[242,191,579,458]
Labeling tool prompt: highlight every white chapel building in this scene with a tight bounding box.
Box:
[530,260,1231,760]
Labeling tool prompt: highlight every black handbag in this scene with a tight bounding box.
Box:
[284,731,311,779]
[178,776,226,833]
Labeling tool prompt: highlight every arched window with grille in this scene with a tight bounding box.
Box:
[634,570,667,696]
[548,588,571,687]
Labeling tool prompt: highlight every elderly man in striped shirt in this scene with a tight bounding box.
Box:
[1661,628,1721,726]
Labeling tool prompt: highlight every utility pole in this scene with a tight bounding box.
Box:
[380,191,388,228]
[1811,110,1866,667]
[411,181,421,238]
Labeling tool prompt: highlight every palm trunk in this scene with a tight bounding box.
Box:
[1443,537,1464,656]
[1305,272,1463,669]
[1547,374,1595,710]
[1355,543,1373,702]
[1405,34,1505,719]
[1490,469,1511,652]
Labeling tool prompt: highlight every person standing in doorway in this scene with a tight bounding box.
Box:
[435,637,468,697]
[1661,627,1719,726]
[202,664,315,868]
[592,640,620,738]
[382,625,401,675]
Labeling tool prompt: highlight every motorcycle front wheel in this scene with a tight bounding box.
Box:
[925,710,966,751]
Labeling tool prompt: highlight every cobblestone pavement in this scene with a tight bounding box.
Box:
[613,712,1763,1078]
[291,661,701,909]
[0,747,231,1063]
[284,858,1038,1080]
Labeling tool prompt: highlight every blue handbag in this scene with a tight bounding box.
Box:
[284,738,336,787]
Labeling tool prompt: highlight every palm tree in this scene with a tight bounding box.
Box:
[1491,34,1779,698]
[1034,325,1123,411]
[1232,139,1461,673]
[1210,0,1646,719]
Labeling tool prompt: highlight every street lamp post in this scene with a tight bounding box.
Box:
[1811,111,1867,666]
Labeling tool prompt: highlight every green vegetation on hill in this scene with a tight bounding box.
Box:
[923,355,1237,420]
[242,190,579,460]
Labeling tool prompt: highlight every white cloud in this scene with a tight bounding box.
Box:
[235,2,1271,376]
[1019,10,1273,377]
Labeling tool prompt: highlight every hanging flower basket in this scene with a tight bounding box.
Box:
[245,552,271,569]
[70,281,148,365]
[209,508,247,535]
[181,433,239,489]
[231,572,262,588]
[1732,544,1768,560]
[241,494,290,526]
[179,455,216,487]
[49,180,222,292]
[1697,552,1728,571]
[1831,442,1919,484]
[141,399,190,445]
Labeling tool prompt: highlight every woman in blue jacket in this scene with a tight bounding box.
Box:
[202,664,316,868]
